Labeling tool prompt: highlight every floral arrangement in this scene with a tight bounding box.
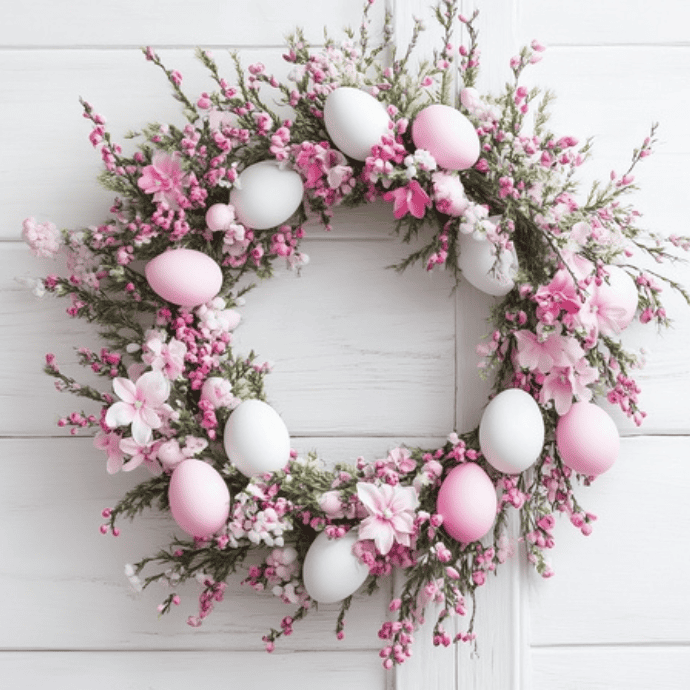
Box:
[22,0,690,669]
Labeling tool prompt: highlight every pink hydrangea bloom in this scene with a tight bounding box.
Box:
[22,217,62,258]
[383,180,431,219]
[105,370,171,445]
[357,482,419,555]
[432,172,469,216]
[137,152,186,206]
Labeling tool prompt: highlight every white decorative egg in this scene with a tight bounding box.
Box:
[145,248,223,307]
[412,104,480,170]
[479,388,545,474]
[302,530,369,604]
[229,161,304,230]
[168,459,230,538]
[323,87,391,161]
[458,231,517,296]
[223,399,291,477]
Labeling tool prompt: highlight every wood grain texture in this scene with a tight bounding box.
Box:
[531,647,690,690]
[0,0,385,47]
[527,436,690,646]
[0,650,386,690]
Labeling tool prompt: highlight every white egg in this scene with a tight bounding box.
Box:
[323,87,391,161]
[479,388,545,474]
[229,161,304,230]
[223,399,291,477]
[458,231,517,296]
[302,530,369,604]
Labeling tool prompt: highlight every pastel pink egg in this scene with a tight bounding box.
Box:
[412,104,480,171]
[205,203,236,232]
[145,248,223,307]
[436,463,497,544]
[594,265,639,336]
[556,401,620,476]
[168,459,230,538]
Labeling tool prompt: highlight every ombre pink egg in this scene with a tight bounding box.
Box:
[556,401,620,476]
[168,459,230,538]
[436,463,497,544]
[145,248,223,307]
[412,104,480,171]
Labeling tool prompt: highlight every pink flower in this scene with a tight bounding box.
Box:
[356,482,419,555]
[119,436,162,475]
[383,180,431,219]
[200,376,238,409]
[514,330,584,374]
[105,370,171,445]
[431,172,469,216]
[137,152,186,206]
[539,359,599,415]
[22,217,62,258]
[94,430,125,474]
[142,331,187,380]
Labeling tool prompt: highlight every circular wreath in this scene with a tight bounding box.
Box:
[22,0,690,669]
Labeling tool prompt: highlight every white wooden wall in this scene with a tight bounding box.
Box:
[2,1,689,689]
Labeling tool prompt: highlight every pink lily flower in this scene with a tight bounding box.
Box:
[105,370,171,445]
[356,482,419,555]
[383,180,431,219]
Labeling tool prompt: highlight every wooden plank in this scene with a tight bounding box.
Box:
[0,436,449,651]
[0,0,384,47]
[531,647,690,690]
[0,650,386,690]
[517,0,690,46]
[3,230,456,437]
[527,436,690,646]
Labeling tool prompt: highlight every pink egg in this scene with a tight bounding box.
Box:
[594,265,639,336]
[412,104,480,171]
[436,463,497,544]
[168,459,230,538]
[205,203,236,232]
[145,248,223,307]
[556,401,620,476]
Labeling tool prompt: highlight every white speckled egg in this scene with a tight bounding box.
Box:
[229,161,303,230]
[302,530,369,603]
[168,459,230,538]
[145,248,223,307]
[323,87,391,161]
[479,388,545,474]
[223,399,291,477]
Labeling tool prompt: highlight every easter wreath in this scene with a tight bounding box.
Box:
[22,0,690,669]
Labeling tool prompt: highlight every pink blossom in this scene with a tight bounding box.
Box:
[539,360,599,415]
[22,217,62,258]
[431,172,469,216]
[200,376,238,409]
[383,180,431,219]
[356,482,419,555]
[142,331,187,380]
[319,490,347,518]
[118,436,162,474]
[534,268,582,323]
[105,370,171,445]
[94,430,125,474]
[137,152,186,206]
[514,330,584,374]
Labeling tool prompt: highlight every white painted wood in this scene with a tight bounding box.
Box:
[532,647,690,690]
[0,651,386,690]
[517,0,690,46]
[527,436,690,646]
[0,0,385,47]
